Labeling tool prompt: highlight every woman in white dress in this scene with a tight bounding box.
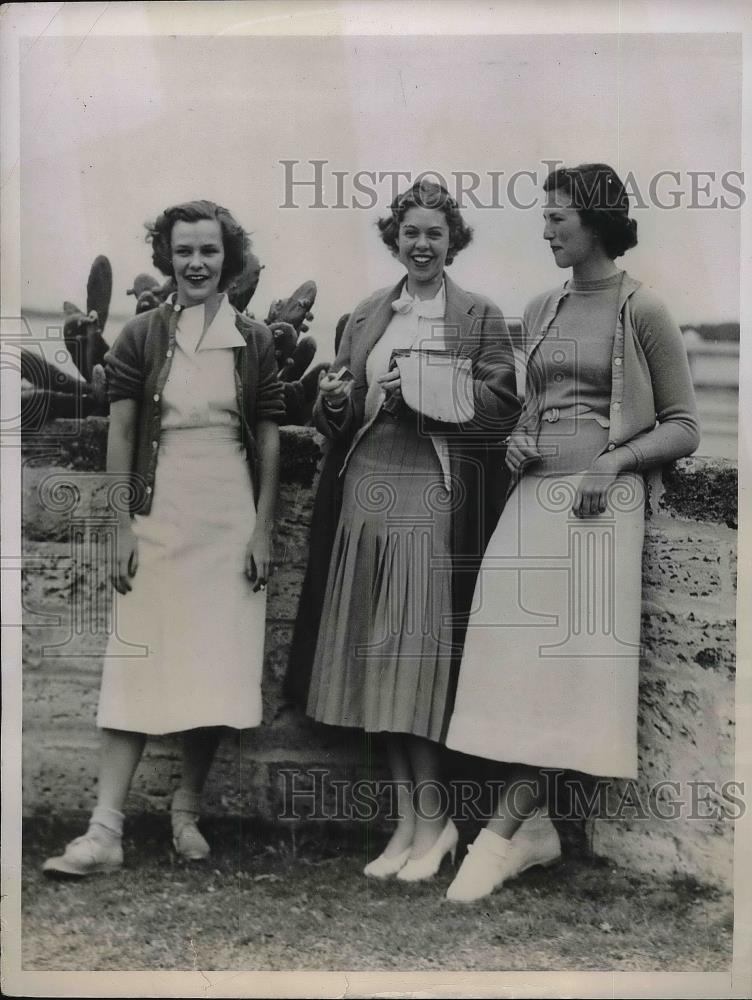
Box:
[444,164,700,902]
[44,200,284,877]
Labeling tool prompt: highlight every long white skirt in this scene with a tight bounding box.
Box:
[97,427,266,734]
[446,471,645,778]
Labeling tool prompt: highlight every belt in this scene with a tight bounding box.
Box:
[540,405,610,428]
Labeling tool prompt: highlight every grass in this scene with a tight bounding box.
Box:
[22,813,732,973]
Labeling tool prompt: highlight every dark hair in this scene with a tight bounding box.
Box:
[377,179,473,265]
[543,163,638,259]
[146,200,252,290]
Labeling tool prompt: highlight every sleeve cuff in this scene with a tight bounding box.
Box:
[622,441,643,471]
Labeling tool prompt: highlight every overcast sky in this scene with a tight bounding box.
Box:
[20,31,741,356]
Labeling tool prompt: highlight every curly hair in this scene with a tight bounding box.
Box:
[145,200,252,290]
[543,163,638,259]
[377,178,473,265]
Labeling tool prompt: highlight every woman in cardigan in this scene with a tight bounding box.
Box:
[44,200,284,877]
[306,180,520,882]
[444,163,700,902]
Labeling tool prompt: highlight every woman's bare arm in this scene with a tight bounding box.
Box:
[106,399,139,593]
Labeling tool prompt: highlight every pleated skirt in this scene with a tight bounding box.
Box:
[306,409,455,742]
[97,426,267,735]
[446,421,645,778]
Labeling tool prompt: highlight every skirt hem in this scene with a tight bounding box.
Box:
[307,712,444,743]
[445,724,637,780]
[96,715,262,736]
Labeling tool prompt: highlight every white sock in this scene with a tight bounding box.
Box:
[172,787,201,816]
[89,805,124,839]
[476,828,512,857]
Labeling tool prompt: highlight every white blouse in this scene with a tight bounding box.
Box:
[161,295,246,432]
[364,281,447,422]
[357,281,453,491]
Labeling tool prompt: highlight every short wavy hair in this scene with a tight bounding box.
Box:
[543,163,638,259]
[146,200,252,290]
[377,179,473,265]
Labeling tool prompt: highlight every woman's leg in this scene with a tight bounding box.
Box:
[171,726,222,860]
[42,728,146,875]
[381,732,416,856]
[486,764,547,840]
[95,728,147,812]
[446,764,557,902]
[405,734,449,857]
[391,736,457,881]
[178,726,222,795]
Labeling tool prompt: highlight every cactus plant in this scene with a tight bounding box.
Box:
[226,253,263,314]
[25,249,336,430]
[21,257,112,429]
[263,281,332,423]
[127,273,176,314]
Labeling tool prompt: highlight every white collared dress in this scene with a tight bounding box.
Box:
[306,284,457,742]
[97,297,267,734]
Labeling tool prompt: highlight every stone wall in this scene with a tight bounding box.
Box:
[589,456,737,887]
[20,420,737,887]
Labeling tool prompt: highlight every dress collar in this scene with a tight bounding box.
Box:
[174,295,246,353]
[391,279,446,319]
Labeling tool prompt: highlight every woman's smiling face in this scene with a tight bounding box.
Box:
[397,206,450,291]
[171,219,225,306]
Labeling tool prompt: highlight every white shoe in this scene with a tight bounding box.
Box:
[172,819,210,860]
[43,831,123,878]
[171,789,210,860]
[363,846,411,879]
[396,820,458,883]
[446,821,561,903]
[510,811,561,876]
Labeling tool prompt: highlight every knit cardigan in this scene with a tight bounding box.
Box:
[104,300,285,514]
[516,272,701,471]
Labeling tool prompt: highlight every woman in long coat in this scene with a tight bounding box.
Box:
[305,180,520,881]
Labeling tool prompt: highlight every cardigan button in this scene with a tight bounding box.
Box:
[614,357,623,366]
[612,401,621,411]
[174,304,181,313]
[145,486,152,494]
[607,443,616,451]
[166,349,173,358]
[153,393,160,402]
[152,440,158,449]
